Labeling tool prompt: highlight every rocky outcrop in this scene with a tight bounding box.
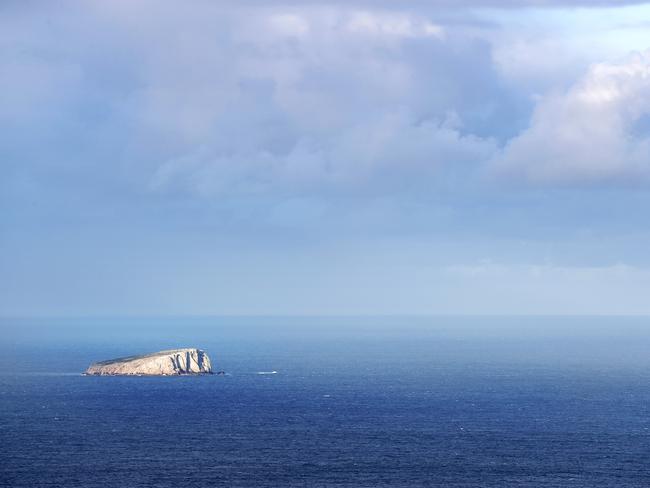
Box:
[85,348,213,376]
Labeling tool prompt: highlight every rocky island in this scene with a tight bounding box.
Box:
[84,348,213,376]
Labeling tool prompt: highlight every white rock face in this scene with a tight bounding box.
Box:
[85,348,213,375]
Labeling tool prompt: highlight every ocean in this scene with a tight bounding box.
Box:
[2,316,650,487]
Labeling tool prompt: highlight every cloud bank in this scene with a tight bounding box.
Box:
[3,1,650,315]
[3,1,650,200]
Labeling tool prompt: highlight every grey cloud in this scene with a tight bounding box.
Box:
[116,5,514,197]
[0,2,511,198]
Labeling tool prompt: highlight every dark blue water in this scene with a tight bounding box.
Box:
[2,317,650,487]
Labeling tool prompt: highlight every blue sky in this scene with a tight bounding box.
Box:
[3,1,650,315]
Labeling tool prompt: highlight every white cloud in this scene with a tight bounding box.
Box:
[344,11,444,39]
[493,50,650,184]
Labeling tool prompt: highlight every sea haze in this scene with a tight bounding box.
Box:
[2,316,650,487]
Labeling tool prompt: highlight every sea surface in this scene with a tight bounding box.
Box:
[2,316,650,487]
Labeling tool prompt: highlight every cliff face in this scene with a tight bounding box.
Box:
[85,348,213,375]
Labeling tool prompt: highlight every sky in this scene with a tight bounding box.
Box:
[3,0,650,316]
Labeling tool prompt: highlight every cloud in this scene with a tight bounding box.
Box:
[2,0,648,202]
[14,0,647,203]
[493,50,650,184]
[100,4,507,197]
[150,110,496,196]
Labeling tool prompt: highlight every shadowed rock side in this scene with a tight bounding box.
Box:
[85,348,213,375]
